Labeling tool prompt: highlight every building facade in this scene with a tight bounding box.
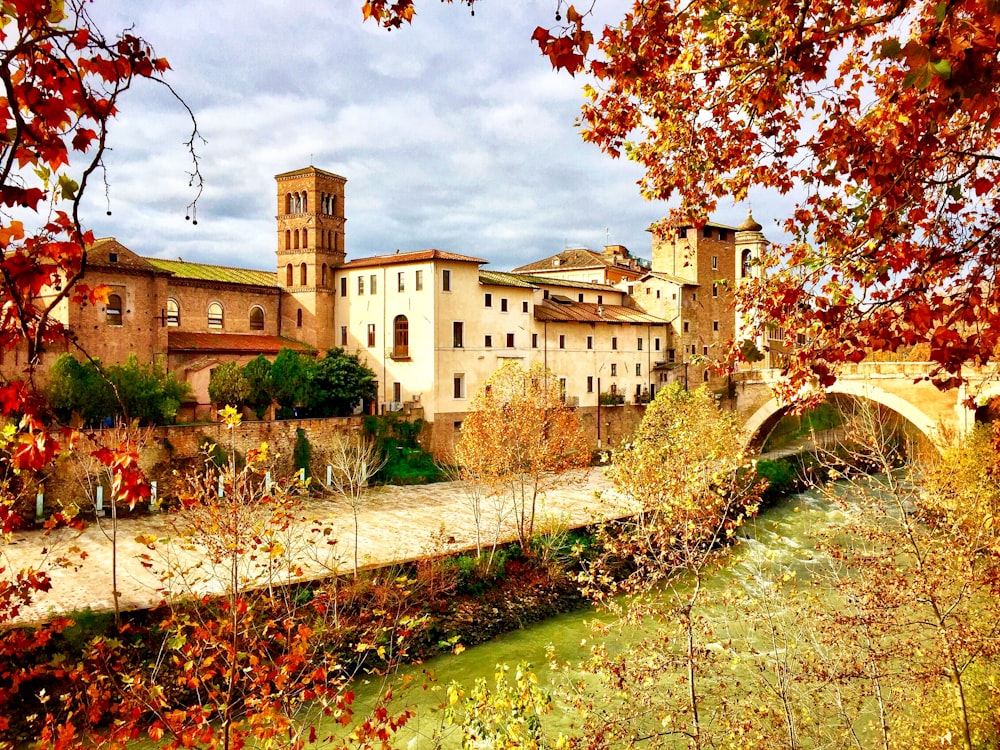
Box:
[7,166,769,454]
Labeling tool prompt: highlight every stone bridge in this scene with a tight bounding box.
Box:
[731,362,1000,452]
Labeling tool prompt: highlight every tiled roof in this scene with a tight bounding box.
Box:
[168,332,314,354]
[534,299,668,325]
[479,270,537,289]
[638,270,698,286]
[514,248,607,273]
[516,274,617,291]
[146,258,279,288]
[342,249,487,269]
[275,166,346,181]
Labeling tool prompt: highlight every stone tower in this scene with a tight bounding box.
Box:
[275,166,346,349]
[734,210,768,356]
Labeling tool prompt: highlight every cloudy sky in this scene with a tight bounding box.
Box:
[80,1,787,272]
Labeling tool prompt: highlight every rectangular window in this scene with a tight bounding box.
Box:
[367,323,376,347]
[656,290,661,298]
[358,275,364,295]
[713,284,719,298]
[612,336,618,350]
[646,288,651,295]
[415,269,423,290]
[713,320,720,332]
[678,227,688,238]
[340,326,348,346]
[712,255,718,270]
[484,334,493,347]
[485,293,493,307]
[586,336,593,350]
[370,274,377,294]
[397,272,405,292]
[683,321,690,333]
[587,376,594,393]
[655,337,661,351]
[501,298,508,312]
[393,381,401,402]
[692,292,697,301]
[703,227,712,238]
[532,333,538,348]
[453,373,465,399]
[703,346,709,356]
[522,300,529,313]
[453,420,463,432]
[637,338,643,351]
[636,363,642,376]
[597,295,603,305]
[506,333,515,347]
[579,293,585,302]
[719,229,728,241]
[449,321,464,348]
[340,277,347,296]
[611,363,617,376]
[559,378,567,402]
[668,348,676,363]
[442,269,451,292]
[559,334,566,349]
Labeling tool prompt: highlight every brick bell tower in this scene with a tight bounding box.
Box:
[275,166,346,349]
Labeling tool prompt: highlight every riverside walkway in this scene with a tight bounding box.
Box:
[2,469,631,626]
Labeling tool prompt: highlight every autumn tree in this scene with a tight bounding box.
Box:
[365,1,1000,393]
[568,384,761,748]
[455,361,590,552]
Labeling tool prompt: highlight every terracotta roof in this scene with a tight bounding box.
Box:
[168,332,314,354]
[479,270,537,289]
[516,274,618,292]
[513,248,649,277]
[146,258,279,288]
[342,249,487,269]
[638,271,698,287]
[88,238,161,273]
[534,299,668,325]
[275,166,346,182]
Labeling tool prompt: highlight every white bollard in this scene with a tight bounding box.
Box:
[265,471,272,493]
[149,481,158,512]
[326,464,332,486]
[95,485,105,516]
[298,467,305,483]
[35,491,44,521]
[218,474,224,498]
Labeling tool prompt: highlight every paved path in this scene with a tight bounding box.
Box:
[2,469,634,626]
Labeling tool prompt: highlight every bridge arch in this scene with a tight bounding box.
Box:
[744,381,943,453]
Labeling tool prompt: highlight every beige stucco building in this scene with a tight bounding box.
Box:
[8,166,768,453]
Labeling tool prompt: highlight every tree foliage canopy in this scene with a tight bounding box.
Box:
[366,0,1000,393]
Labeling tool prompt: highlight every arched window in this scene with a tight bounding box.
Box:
[285,193,292,214]
[321,263,328,286]
[296,308,303,327]
[249,306,264,331]
[166,298,180,327]
[286,264,293,286]
[329,195,336,215]
[208,302,224,329]
[284,229,291,250]
[301,228,308,248]
[301,192,307,212]
[393,315,409,358]
[300,262,308,286]
[293,229,300,250]
[106,293,123,326]
[741,249,753,278]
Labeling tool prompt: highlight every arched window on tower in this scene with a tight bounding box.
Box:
[302,192,307,212]
[249,306,265,331]
[293,229,300,250]
[321,263,328,286]
[285,193,292,214]
[393,315,409,358]
[329,195,336,215]
[302,228,308,248]
[166,298,180,327]
[296,308,303,327]
[741,249,753,278]
[208,302,224,329]
[286,264,293,286]
[300,263,308,286]
[284,229,290,250]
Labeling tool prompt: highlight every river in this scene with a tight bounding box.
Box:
[337,484,860,748]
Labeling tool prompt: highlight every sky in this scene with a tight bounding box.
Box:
[80,1,789,272]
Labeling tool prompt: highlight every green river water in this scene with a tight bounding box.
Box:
[337,484,857,748]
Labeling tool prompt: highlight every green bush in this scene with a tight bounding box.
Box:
[294,428,311,479]
[756,458,798,496]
